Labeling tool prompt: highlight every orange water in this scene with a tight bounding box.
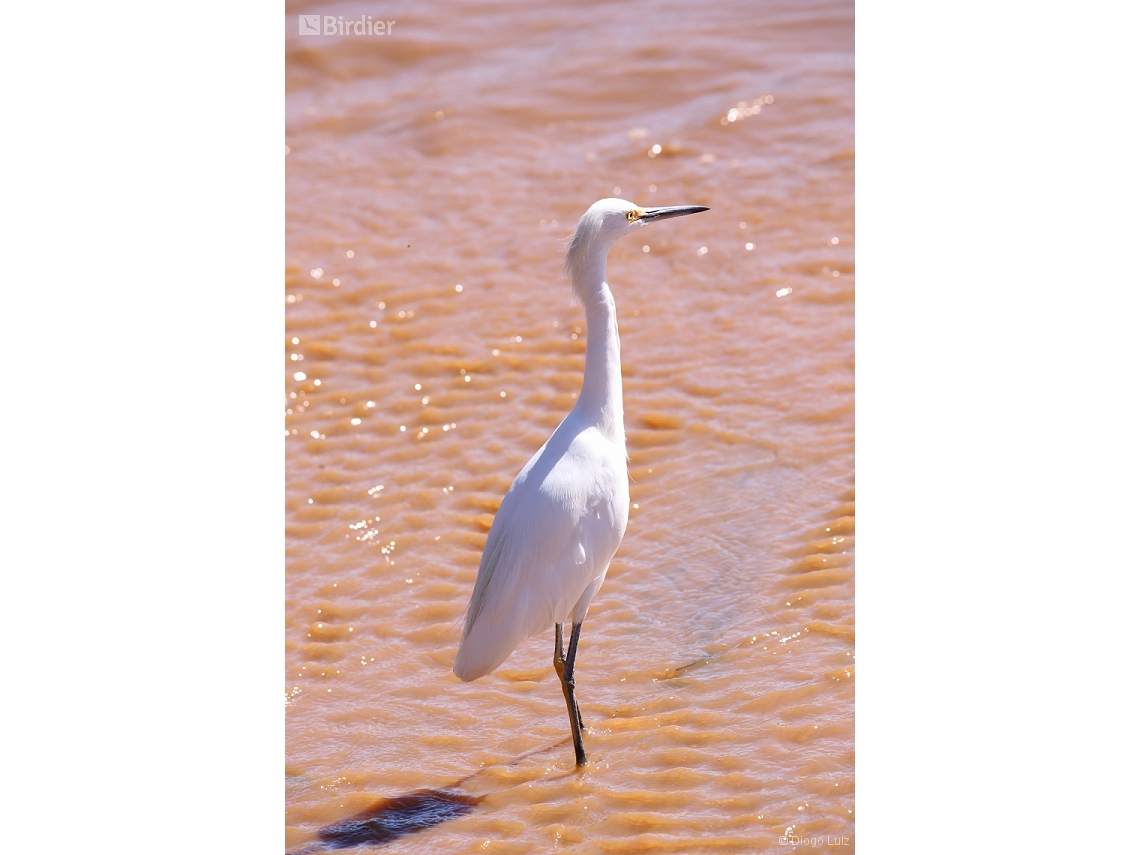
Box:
[286,0,853,850]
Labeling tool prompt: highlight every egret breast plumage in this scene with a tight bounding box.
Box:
[453,197,708,766]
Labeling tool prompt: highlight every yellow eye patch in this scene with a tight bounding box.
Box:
[627,209,643,221]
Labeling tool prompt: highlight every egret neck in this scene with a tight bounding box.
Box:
[572,264,625,445]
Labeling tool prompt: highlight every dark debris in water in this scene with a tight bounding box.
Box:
[315,788,481,849]
[668,656,714,678]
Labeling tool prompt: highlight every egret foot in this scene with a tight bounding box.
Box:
[554,622,588,766]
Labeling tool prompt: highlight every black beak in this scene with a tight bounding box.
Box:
[640,205,710,222]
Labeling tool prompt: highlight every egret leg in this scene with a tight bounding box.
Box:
[553,623,585,730]
[565,623,585,730]
[554,624,585,729]
[553,622,587,766]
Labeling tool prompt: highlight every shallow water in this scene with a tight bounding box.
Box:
[285,0,853,851]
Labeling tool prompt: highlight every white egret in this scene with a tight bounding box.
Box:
[453,198,709,766]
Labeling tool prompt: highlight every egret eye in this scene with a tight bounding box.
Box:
[627,210,640,221]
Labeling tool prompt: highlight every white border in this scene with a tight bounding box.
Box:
[1,2,282,849]
[858,1,1140,849]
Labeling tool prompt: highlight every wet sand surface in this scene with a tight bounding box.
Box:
[286,0,853,850]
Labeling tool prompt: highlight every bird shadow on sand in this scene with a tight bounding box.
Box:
[287,739,578,853]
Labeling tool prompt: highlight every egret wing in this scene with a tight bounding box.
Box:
[453,424,626,680]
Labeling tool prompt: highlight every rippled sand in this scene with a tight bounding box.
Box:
[286,0,853,850]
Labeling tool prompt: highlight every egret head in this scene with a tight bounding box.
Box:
[565,198,708,287]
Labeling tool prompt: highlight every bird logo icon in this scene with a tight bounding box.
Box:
[298,15,320,35]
